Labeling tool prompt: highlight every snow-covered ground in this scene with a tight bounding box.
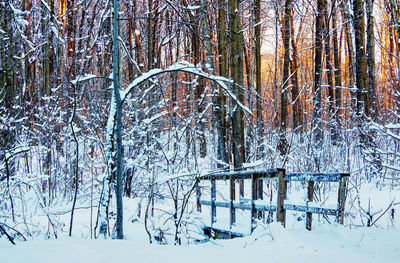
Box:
[2,178,400,263]
[2,222,399,263]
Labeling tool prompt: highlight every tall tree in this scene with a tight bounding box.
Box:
[230,0,245,169]
[278,0,291,156]
[332,0,342,143]
[112,0,123,239]
[324,2,335,139]
[289,7,303,134]
[216,0,228,166]
[187,0,207,158]
[366,0,377,120]
[254,0,264,157]
[0,2,17,180]
[353,0,370,119]
[147,0,155,72]
[388,0,400,115]
[340,0,355,107]
[313,0,326,147]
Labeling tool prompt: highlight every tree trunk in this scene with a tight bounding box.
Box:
[313,0,326,147]
[254,0,264,157]
[389,0,400,116]
[112,0,123,239]
[353,0,370,119]
[66,0,75,76]
[147,0,155,71]
[229,0,245,169]
[278,0,291,156]
[243,39,253,160]
[366,0,377,120]
[217,0,228,167]
[273,3,280,128]
[289,9,303,134]
[340,1,356,118]
[332,0,342,143]
[189,3,207,158]
[324,4,335,142]
[69,81,79,237]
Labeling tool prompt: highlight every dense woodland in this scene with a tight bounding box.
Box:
[1,0,400,242]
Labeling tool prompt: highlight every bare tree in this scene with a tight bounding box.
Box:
[277,0,292,156]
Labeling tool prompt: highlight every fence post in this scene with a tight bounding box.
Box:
[196,179,201,212]
[337,175,348,224]
[211,177,216,226]
[239,179,244,198]
[306,181,314,231]
[251,174,259,232]
[257,179,263,219]
[276,170,286,226]
[230,177,236,227]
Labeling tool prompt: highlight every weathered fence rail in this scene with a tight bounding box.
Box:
[284,172,349,230]
[196,169,349,237]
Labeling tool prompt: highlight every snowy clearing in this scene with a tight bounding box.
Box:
[1,223,399,263]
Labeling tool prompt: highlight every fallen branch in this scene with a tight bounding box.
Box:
[0,222,27,244]
[370,199,395,227]
[0,224,15,245]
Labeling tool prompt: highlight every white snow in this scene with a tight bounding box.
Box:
[1,223,399,263]
[70,74,103,85]
[142,111,169,125]
[186,5,201,10]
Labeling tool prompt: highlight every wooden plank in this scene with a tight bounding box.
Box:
[254,204,276,212]
[198,168,284,180]
[276,169,286,226]
[306,181,314,231]
[200,200,337,215]
[203,226,244,239]
[337,176,348,224]
[199,200,276,212]
[285,173,350,182]
[284,204,337,216]
[200,200,235,208]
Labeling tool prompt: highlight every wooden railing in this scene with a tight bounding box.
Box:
[196,169,349,235]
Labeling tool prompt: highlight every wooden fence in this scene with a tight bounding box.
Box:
[196,169,349,236]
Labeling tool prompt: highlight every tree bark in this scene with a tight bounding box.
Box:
[332,0,342,143]
[324,4,335,141]
[366,0,377,119]
[313,0,326,147]
[189,2,207,158]
[254,0,264,157]
[217,0,228,167]
[147,0,155,71]
[353,0,370,118]
[278,0,291,156]
[229,0,245,169]
[389,0,400,115]
[289,9,303,134]
[112,0,123,239]
[340,0,355,115]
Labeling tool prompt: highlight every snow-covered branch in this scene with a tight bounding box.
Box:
[70,74,112,86]
[121,61,252,116]
[5,146,30,161]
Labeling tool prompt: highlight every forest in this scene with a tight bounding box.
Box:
[1,0,400,255]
